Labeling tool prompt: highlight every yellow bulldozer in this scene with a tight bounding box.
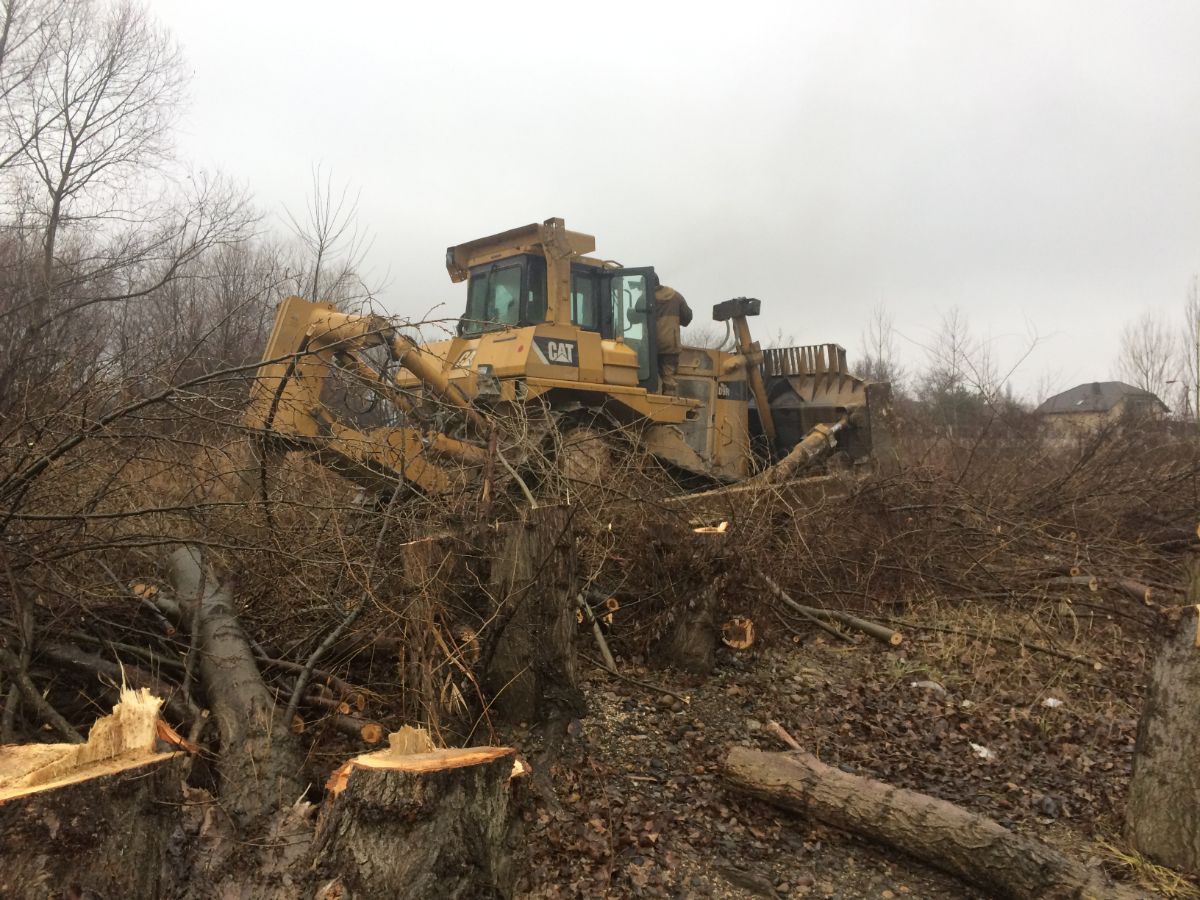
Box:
[244,218,889,498]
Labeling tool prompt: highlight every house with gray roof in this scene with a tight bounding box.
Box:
[1036,381,1167,431]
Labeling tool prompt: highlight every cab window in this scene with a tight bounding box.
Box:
[610,272,651,382]
[571,271,599,330]
[461,255,547,335]
[463,263,521,331]
[526,256,547,324]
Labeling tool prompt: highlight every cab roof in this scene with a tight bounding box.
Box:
[445,218,596,282]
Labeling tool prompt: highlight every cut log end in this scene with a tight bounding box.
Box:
[327,714,384,744]
[360,723,383,744]
[722,616,756,650]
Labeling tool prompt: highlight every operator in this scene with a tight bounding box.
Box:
[654,284,693,395]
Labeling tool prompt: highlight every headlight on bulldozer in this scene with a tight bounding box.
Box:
[475,364,500,398]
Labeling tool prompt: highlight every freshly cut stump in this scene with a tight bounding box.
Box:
[313,744,519,899]
[0,689,184,900]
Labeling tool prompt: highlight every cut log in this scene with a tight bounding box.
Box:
[1048,574,1100,592]
[257,653,366,705]
[1109,577,1159,606]
[302,692,352,716]
[1126,554,1200,874]
[328,714,384,744]
[0,689,185,900]
[724,747,1140,899]
[483,505,584,723]
[312,741,518,899]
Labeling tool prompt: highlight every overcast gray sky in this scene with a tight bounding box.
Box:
[150,0,1200,400]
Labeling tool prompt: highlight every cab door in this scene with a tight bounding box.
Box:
[601,268,658,389]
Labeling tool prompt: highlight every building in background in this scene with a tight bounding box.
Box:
[1036,381,1168,433]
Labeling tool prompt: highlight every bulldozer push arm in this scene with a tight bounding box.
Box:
[245,296,489,494]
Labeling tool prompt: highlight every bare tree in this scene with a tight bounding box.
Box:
[1183,275,1199,421]
[1116,308,1178,405]
[283,164,372,303]
[19,0,186,300]
[918,307,973,394]
[856,302,904,391]
[683,321,731,349]
[913,307,1014,430]
[0,2,256,407]
[0,0,64,173]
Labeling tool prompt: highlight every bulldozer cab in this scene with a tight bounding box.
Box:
[453,228,661,389]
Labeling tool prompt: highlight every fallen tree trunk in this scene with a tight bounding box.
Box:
[1108,577,1168,607]
[0,689,185,900]
[168,546,305,827]
[723,746,1140,899]
[312,741,519,899]
[327,713,384,744]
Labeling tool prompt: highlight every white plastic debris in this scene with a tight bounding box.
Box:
[970,742,996,761]
[1041,697,1064,709]
[909,680,947,698]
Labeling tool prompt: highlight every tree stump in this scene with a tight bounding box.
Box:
[312,743,519,899]
[0,689,185,900]
[663,578,722,674]
[482,505,584,724]
[1126,554,1200,874]
[660,529,735,675]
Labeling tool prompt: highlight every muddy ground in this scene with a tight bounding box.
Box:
[506,597,1162,898]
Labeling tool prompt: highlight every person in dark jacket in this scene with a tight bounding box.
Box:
[654,284,693,395]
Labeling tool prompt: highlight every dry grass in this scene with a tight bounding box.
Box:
[1096,839,1200,898]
